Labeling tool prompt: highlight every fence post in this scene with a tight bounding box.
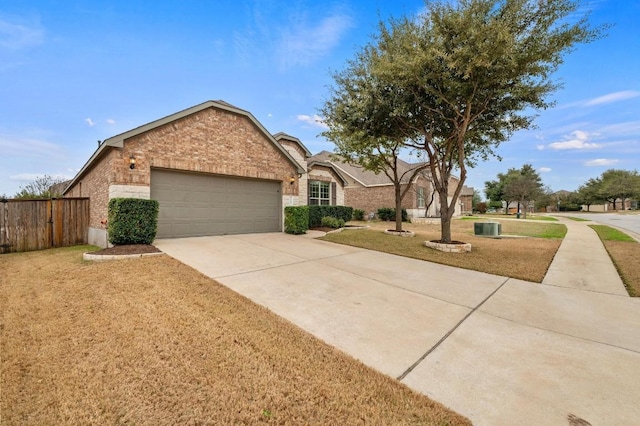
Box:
[0,198,8,253]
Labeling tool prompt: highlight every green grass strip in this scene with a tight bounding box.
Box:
[589,225,635,242]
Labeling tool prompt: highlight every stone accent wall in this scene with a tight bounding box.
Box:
[66,106,300,239]
[109,184,151,200]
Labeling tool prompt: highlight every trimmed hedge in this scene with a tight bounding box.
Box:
[284,206,309,234]
[352,209,365,221]
[108,198,159,245]
[321,216,345,229]
[377,207,408,222]
[308,205,353,228]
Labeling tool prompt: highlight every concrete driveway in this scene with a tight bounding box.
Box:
[155,231,640,425]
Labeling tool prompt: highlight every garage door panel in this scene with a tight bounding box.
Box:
[151,169,281,238]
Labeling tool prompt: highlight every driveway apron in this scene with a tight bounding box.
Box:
[155,228,640,425]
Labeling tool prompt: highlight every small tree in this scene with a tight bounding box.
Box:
[321,67,429,232]
[14,175,68,199]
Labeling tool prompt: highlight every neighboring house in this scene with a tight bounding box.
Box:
[64,100,305,247]
[607,198,638,211]
[307,151,468,219]
[459,185,474,215]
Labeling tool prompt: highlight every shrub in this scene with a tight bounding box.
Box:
[108,198,159,245]
[377,207,408,222]
[321,216,345,229]
[284,206,309,234]
[308,205,353,227]
[352,209,365,221]
[476,202,487,214]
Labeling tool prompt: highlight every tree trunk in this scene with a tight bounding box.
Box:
[438,187,452,243]
[394,183,403,232]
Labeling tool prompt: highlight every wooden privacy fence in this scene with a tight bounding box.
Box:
[0,198,90,254]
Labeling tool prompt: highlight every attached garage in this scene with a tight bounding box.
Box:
[151,169,282,238]
[63,100,305,247]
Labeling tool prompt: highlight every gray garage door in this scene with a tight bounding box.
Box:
[151,169,281,238]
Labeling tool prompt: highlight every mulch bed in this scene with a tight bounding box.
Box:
[89,244,161,256]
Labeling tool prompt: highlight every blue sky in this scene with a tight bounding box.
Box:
[1,0,638,197]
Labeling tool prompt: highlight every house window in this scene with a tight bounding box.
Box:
[309,181,330,205]
[417,186,426,208]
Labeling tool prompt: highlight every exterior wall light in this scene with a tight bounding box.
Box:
[129,154,136,169]
[289,176,295,185]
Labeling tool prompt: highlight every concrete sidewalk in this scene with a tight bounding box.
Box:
[543,216,628,295]
[155,220,640,425]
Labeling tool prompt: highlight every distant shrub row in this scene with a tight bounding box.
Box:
[377,207,408,222]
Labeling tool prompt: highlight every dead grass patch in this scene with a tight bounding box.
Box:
[0,246,470,425]
[322,220,564,282]
[600,241,640,297]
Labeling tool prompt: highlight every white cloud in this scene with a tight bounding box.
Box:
[548,130,601,150]
[106,119,115,125]
[278,13,352,68]
[9,173,42,182]
[0,18,44,50]
[585,158,619,167]
[85,118,95,127]
[10,172,73,182]
[584,91,640,106]
[297,114,328,129]
[536,144,545,151]
[539,167,552,173]
[0,134,65,158]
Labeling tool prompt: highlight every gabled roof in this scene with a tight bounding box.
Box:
[64,100,305,194]
[308,151,429,187]
[306,159,349,186]
[272,132,312,158]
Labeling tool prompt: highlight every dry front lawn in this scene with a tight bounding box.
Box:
[322,219,565,282]
[0,247,470,426]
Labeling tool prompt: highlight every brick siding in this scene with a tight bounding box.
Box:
[66,106,299,229]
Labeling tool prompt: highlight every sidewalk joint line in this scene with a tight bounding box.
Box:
[397,277,511,381]
[480,311,640,355]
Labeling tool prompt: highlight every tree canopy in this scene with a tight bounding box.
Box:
[13,175,68,199]
[321,0,602,242]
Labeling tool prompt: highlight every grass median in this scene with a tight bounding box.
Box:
[0,246,470,425]
[321,219,566,282]
[589,225,640,296]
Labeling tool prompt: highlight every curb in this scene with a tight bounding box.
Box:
[83,252,164,261]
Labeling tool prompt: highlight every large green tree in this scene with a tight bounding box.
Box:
[485,167,521,214]
[575,178,603,211]
[599,169,640,210]
[503,164,544,218]
[321,0,602,243]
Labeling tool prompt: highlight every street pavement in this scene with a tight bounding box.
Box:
[155,218,640,425]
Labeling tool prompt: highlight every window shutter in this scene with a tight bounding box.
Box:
[331,182,337,206]
[307,180,311,205]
